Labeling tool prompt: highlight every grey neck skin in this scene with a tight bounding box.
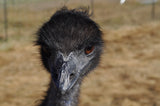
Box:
[40,80,81,106]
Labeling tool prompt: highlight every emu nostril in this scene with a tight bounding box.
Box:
[70,73,75,80]
[54,73,58,80]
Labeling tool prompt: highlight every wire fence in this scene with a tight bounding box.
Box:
[0,0,160,41]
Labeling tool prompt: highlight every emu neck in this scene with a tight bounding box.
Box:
[41,80,80,106]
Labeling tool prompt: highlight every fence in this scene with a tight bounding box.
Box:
[0,0,159,41]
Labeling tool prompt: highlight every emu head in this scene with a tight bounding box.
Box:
[36,8,103,94]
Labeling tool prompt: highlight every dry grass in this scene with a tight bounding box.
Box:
[0,0,160,106]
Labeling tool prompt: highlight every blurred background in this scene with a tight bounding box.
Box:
[0,0,160,106]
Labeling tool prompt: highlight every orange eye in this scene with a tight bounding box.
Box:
[85,45,94,55]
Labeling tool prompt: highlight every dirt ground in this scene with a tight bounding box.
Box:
[0,0,160,106]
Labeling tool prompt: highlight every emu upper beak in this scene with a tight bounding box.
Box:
[57,62,78,94]
[51,53,79,94]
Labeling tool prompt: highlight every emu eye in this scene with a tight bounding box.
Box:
[42,46,51,57]
[85,45,95,55]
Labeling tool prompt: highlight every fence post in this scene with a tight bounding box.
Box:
[91,0,94,17]
[12,0,15,6]
[151,0,155,19]
[3,0,8,41]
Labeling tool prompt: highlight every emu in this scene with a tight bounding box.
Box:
[36,7,103,106]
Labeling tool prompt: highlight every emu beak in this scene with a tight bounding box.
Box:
[57,63,78,94]
[51,53,79,94]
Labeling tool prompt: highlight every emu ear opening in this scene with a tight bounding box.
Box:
[41,46,51,57]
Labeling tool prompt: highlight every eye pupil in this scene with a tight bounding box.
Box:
[85,45,94,55]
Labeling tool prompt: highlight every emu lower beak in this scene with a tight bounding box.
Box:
[52,60,78,94]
